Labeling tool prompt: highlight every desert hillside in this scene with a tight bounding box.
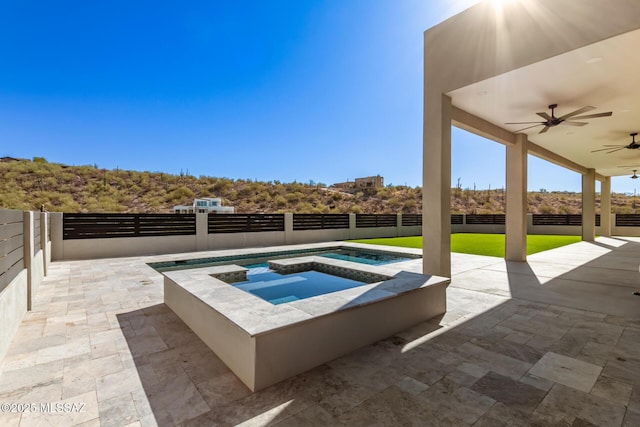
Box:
[0,158,637,214]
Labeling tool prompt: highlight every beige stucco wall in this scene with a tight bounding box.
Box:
[612,226,640,237]
[164,277,257,390]
[62,235,197,260]
[29,250,44,309]
[45,241,51,272]
[253,283,447,391]
[208,231,286,250]
[350,226,398,240]
[0,270,28,362]
[286,229,350,245]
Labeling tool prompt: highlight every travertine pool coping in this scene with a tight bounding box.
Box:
[162,249,450,391]
[163,256,446,336]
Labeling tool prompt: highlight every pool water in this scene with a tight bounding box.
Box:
[233,265,367,305]
[320,249,409,265]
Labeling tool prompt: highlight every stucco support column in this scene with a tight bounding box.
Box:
[423,94,451,277]
[505,133,528,261]
[600,176,611,237]
[582,169,596,241]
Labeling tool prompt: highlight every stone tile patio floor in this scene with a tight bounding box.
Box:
[0,237,639,426]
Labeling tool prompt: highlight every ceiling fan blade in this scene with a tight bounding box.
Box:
[562,121,588,126]
[591,146,625,152]
[570,112,613,119]
[605,147,626,154]
[513,124,544,132]
[505,121,545,125]
[558,106,595,120]
[536,112,552,120]
[539,126,550,134]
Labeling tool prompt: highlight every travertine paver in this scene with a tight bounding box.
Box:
[528,352,603,392]
[0,239,638,426]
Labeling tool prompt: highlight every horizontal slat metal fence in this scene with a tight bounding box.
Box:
[465,214,506,225]
[34,215,41,252]
[401,214,422,226]
[451,214,464,224]
[208,214,285,233]
[0,210,24,292]
[355,214,397,228]
[293,214,349,230]
[532,214,600,226]
[63,213,196,239]
[533,214,581,226]
[615,214,640,227]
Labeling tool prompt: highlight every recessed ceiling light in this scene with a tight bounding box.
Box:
[586,57,603,64]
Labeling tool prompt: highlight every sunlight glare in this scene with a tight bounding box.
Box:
[491,0,518,8]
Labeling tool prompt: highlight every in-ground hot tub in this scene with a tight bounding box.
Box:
[162,251,449,391]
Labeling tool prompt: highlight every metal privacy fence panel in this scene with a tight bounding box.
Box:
[63,213,196,239]
[0,210,25,292]
[293,214,350,230]
[34,214,41,252]
[532,214,600,226]
[450,214,464,224]
[208,214,285,233]
[533,214,582,225]
[355,214,397,228]
[401,214,422,227]
[465,214,506,225]
[615,214,640,227]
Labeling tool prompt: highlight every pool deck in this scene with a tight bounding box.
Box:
[0,237,639,426]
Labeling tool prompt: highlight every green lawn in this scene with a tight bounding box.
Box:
[348,234,581,257]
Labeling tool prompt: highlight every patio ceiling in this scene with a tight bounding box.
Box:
[448,27,640,178]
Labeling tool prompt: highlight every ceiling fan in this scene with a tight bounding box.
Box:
[618,165,640,179]
[592,133,640,154]
[505,104,613,134]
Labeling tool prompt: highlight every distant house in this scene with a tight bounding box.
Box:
[173,197,235,214]
[331,175,384,191]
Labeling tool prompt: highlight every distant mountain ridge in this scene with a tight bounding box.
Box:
[0,158,637,214]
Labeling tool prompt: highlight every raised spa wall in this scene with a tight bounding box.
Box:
[162,253,449,391]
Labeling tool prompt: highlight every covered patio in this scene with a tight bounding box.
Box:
[423,0,640,277]
[0,238,638,426]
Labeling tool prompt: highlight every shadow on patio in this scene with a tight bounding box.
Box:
[117,238,640,426]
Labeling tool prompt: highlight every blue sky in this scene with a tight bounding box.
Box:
[1,0,635,194]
